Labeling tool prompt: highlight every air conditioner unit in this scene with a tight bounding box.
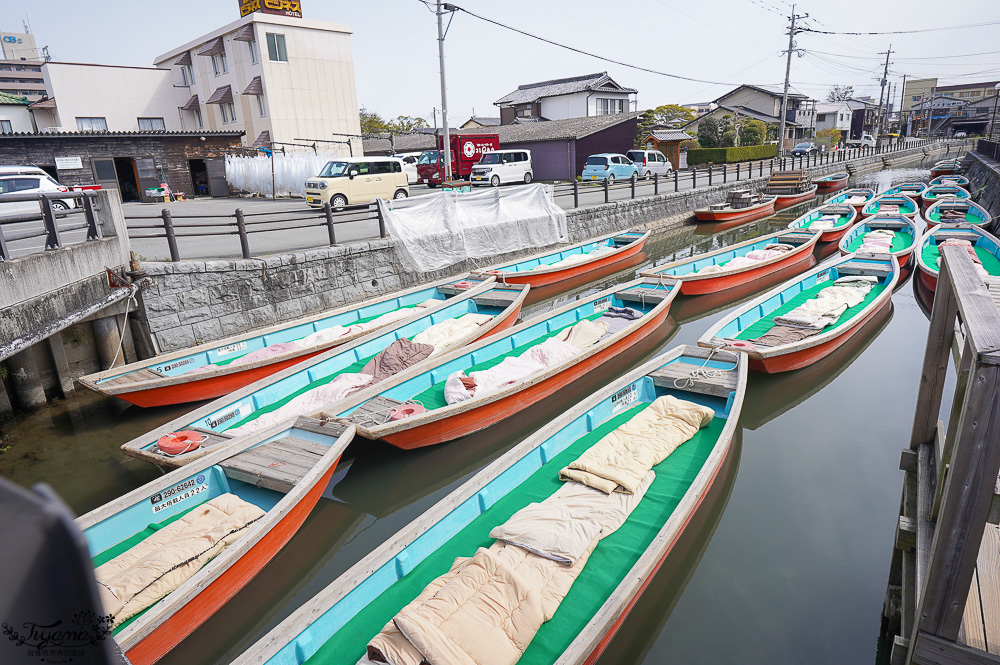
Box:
[41,126,66,133]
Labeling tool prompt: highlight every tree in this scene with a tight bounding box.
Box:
[360,107,388,135]
[697,117,724,148]
[636,104,697,143]
[826,85,855,102]
[739,118,767,146]
[387,116,429,133]
[816,127,841,147]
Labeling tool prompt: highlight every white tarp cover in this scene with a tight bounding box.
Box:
[379,184,567,272]
[225,151,339,198]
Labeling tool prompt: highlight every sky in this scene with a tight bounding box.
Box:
[6,0,1000,123]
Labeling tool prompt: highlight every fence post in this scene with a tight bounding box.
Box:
[674,169,679,191]
[653,172,658,195]
[573,179,579,208]
[630,174,636,199]
[722,163,727,183]
[604,177,609,203]
[691,167,697,189]
[736,163,740,181]
[0,222,9,261]
[235,208,251,259]
[83,194,100,240]
[40,195,61,250]
[708,164,713,186]
[324,202,337,246]
[161,208,180,261]
[376,203,387,238]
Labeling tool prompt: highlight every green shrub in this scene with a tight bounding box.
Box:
[686,144,778,165]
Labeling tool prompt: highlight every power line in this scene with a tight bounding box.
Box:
[799,19,1000,36]
[443,3,766,86]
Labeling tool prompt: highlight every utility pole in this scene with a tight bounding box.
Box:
[875,45,893,146]
[899,74,907,138]
[436,1,454,181]
[777,5,807,157]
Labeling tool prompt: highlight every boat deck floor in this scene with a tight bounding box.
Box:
[100,367,164,387]
[218,417,346,493]
[648,361,738,398]
[959,521,1000,654]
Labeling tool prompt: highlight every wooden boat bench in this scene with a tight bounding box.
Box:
[99,367,164,388]
[648,359,738,398]
[618,286,676,306]
[218,417,347,493]
[436,281,526,309]
[334,395,405,429]
[838,260,893,278]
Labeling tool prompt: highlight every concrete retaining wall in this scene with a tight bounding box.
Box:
[137,141,962,353]
[961,150,1000,218]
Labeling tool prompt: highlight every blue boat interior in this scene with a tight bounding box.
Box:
[921,228,1000,274]
[651,233,802,277]
[864,196,915,213]
[826,189,872,206]
[265,352,737,665]
[926,186,969,199]
[104,284,470,382]
[713,258,894,339]
[493,232,642,274]
[788,206,852,230]
[139,292,511,452]
[337,285,669,417]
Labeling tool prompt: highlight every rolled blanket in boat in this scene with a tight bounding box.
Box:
[556,318,609,350]
[229,341,302,366]
[411,313,493,352]
[95,493,265,626]
[696,264,727,275]
[749,324,824,346]
[858,229,895,254]
[807,215,838,230]
[560,395,714,494]
[771,277,874,330]
[362,338,435,382]
[530,246,614,271]
[937,239,988,277]
[488,471,652,566]
[941,208,967,220]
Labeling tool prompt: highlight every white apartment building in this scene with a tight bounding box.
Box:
[29,62,179,132]
[153,13,361,154]
[813,101,853,133]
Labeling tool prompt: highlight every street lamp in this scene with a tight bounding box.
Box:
[990,82,1000,142]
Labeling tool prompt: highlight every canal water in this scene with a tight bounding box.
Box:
[0,162,958,665]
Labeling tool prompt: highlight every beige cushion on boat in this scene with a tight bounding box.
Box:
[95,493,265,626]
[560,395,714,494]
[411,313,493,352]
[556,319,608,350]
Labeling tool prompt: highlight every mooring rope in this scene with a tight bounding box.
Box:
[673,347,729,389]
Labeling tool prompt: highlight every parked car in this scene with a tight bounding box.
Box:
[470,149,533,187]
[394,152,421,184]
[955,131,968,138]
[581,153,640,183]
[304,157,409,208]
[625,149,673,179]
[0,173,76,219]
[790,142,819,156]
[845,133,877,148]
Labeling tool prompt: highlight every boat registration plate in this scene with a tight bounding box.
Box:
[217,341,248,357]
[150,475,208,513]
[611,384,638,413]
[594,296,613,313]
[816,271,830,284]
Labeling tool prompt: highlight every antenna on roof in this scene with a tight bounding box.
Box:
[41,46,50,61]
[23,17,31,34]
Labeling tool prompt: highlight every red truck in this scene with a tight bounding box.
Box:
[416,133,499,187]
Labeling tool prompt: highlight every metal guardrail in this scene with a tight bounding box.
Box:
[125,201,385,262]
[977,139,999,161]
[0,190,102,261]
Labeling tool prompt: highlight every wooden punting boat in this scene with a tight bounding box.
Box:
[860,194,918,218]
[929,159,962,178]
[692,188,776,223]
[79,418,355,665]
[786,204,857,242]
[827,187,876,212]
[920,184,970,211]
[813,172,849,189]
[923,198,991,229]
[838,214,918,267]
[698,254,899,373]
[764,170,818,210]
[80,276,504,408]
[228,345,746,665]
[472,230,649,289]
[638,228,819,295]
[332,278,681,450]
[915,224,1000,292]
[882,182,927,199]
[120,282,529,467]
[930,174,970,187]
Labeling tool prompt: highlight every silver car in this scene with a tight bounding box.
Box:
[625,149,673,179]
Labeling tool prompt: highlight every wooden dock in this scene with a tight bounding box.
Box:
[882,247,1000,665]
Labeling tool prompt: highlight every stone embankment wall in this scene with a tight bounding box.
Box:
[137,141,962,353]
[961,150,1000,217]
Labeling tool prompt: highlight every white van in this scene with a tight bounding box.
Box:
[305,157,409,208]
[394,152,421,184]
[625,149,673,179]
[470,150,532,187]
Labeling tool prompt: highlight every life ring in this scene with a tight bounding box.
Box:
[452,280,473,289]
[727,340,757,352]
[388,403,427,421]
[157,431,204,455]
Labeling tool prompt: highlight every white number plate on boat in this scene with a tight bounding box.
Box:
[217,341,248,357]
[611,384,638,413]
[594,296,612,313]
[816,271,830,284]
[150,475,208,513]
[204,401,251,430]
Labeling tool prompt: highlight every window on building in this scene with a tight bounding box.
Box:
[249,40,260,64]
[220,101,237,124]
[266,33,287,62]
[256,94,267,117]
[193,107,203,129]
[138,117,166,131]
[911,95,921,102]
[596,98,625,115]
[212,52,228,76]
[0,120,12,134]
[76,117,108,131]
[181,64,195,86]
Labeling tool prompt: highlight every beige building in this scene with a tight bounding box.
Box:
[903,78,1000,112]
[153,13,361,154]
[0,31,46,102]
[29,62,180,132]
